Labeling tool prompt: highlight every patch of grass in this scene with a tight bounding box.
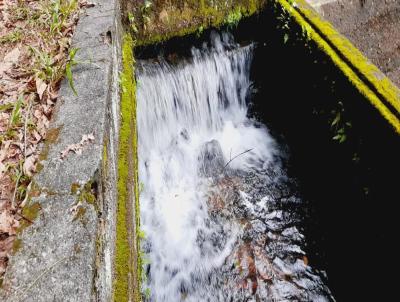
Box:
[36,0,79,34]
[8,1,30,21]
[8,96,24,129]
[29,46,62,83]
[0,103,14,111]
[0,29,22,44]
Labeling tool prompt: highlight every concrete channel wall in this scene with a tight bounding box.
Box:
[309,0,400,87]
[1,0,399,301]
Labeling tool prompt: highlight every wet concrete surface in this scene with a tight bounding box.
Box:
[314,0,400,87]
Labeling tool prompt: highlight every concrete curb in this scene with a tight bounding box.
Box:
[0,0,121,301]
[277,0,400,133]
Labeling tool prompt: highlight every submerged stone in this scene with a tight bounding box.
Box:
[198,139,226,178]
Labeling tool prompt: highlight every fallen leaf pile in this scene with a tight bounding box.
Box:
[0,0,87,280]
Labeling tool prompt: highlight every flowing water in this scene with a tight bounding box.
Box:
[137,32,334,302]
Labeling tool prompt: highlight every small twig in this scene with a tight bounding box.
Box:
[18,213,34,224]
[223,148,253,169]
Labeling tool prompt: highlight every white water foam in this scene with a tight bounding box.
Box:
[137,32,332,301]
[137,32,276,301]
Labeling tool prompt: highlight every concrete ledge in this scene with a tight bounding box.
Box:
[276,0,400,133]
[0,0,120,300]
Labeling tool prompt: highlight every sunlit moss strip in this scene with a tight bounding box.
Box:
[114,34,141,302]
[136,0,266,46]
[294,0,400,114]
[276,0,400,134]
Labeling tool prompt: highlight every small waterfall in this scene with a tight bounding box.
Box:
[137,32,333,302]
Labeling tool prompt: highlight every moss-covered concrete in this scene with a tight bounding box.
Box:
[275,0,400,133]
[123,0,266,46]
[114,34,141,302]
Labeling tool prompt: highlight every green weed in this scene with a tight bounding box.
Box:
[8,96,24,128]
[65,47,79,95]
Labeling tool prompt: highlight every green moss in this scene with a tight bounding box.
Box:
[135,0,266,46]
[277,0,400,133]
[22,202,41,221]
[114,34,141,302]
[39,127,61,161]
[12,238,22,254]
[79,185,96,205]
[18,202,41,233]
[71,181,97,207]
[226,8,243,27]
[36,162,44,173]
[72,206,87,222]
[71,182,80,195]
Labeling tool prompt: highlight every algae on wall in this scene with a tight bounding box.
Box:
[114,34,141,302]
[122,0,266,45]
[274,0,400,134]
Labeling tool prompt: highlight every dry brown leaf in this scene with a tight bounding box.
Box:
[23,155,36,177]
[60,133,95,159]
[0,210,19,235]
[0,235,16,253]
[7,144,21,159]
[3,47,20,64]
[35,77,47,101]
[47,87,58,101]
[33,108,41,120]
[0,112,10,131]
[25,145,37,157]
[81,1,96,8]
[0,234,16,252]
[0,162,6,175]
[0,140,11,162]
[32,130,42,143]
[42,104,52,116]
[0,47,20,76]
[53,53,63,64]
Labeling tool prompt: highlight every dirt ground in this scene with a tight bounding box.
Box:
[317,0,400,87]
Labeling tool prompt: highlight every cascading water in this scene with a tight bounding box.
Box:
[137,32,334,302]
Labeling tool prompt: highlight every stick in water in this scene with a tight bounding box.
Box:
[223,148,253,169]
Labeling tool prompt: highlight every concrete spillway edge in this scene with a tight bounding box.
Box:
[280,0,400,133]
